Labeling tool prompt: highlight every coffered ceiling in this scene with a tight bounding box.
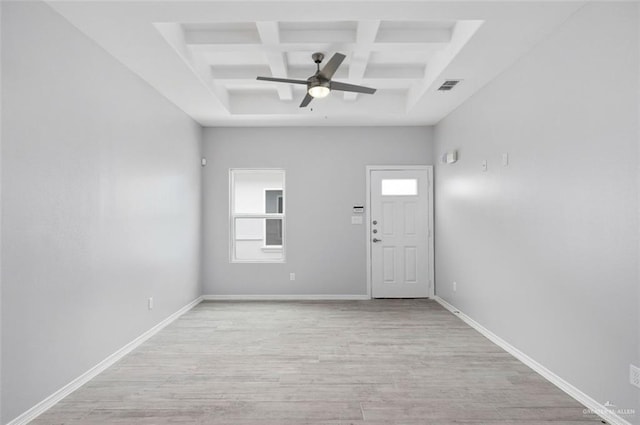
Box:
[46,1,584,127]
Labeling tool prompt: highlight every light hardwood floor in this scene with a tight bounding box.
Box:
[32,300,603,424]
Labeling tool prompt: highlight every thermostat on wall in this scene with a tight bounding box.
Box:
[442,150,458,164]
[353,206,364,214]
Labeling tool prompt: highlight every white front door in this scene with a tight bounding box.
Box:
[369,168,432,298]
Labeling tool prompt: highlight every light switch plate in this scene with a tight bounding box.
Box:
[351,216,363,225]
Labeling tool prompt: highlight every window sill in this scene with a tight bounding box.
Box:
[261,246,283,253]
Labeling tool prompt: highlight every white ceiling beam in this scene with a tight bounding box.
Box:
[288,66,348,80]
[344,20,380,102]
[186,42,448,54]
[185,29,261,45]
[215,67,425,83]
[256,21,292,101]
[229,90,407,116]
[214,72,424,83]
[184,28,450,46]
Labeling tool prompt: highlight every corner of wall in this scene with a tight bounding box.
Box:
[637,1,640,417]
[426,125,436,164]
[0,0,4,420]
[198,124,205,298]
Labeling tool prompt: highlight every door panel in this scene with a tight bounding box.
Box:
[382,202,394,235]
[370,169,430,298]
[404,247,417,283]
[383,247,396,282]
[404,202,417,235]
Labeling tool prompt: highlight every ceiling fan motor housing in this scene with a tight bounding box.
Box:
[312,52,325,64]
[307,76,330,98]
[307,76,329,89]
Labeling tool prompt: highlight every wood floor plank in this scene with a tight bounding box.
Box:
[30,300,602,424]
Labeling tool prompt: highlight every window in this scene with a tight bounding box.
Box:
[381,179,418,196]
[264,189,283,246]
[230,169,285,262]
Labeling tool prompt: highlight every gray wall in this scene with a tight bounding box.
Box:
[0,2,3,420]
[202,127,433,296]
[433,3,639,420]
[637,5,640,417]
[1,2,202,423]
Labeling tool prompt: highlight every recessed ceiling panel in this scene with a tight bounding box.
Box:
[211,65,272,79]
[377,20,455,43]
[46,1,586,126]
[369,51,430,65]
[364,64,425,79]
[286,50,351,67]
[279,21,357,43]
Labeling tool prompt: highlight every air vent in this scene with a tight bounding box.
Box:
[438,80,462,91]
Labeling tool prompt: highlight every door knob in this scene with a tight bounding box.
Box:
[372,238,382,243]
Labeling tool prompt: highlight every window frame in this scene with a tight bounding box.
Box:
[229,169,286,263]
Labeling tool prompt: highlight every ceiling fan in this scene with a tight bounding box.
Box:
[256,52,377,107]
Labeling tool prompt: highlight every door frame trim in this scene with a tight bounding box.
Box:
[365,165,434,299]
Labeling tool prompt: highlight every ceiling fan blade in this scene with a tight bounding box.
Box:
[318,53,346,80]
[330,81,376,94]
[257,76,308,85]
[299,93,313,108]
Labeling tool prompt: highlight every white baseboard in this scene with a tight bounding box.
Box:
[202,294,370,301]
[434,296,632,425]
[7,296,204,425]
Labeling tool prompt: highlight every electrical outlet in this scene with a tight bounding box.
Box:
[290,273,295,281]
[148,297,154,310]
[631,364,640,389]
[453,281,457,292]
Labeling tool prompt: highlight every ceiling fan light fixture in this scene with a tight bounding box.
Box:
[308,84,330,98]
